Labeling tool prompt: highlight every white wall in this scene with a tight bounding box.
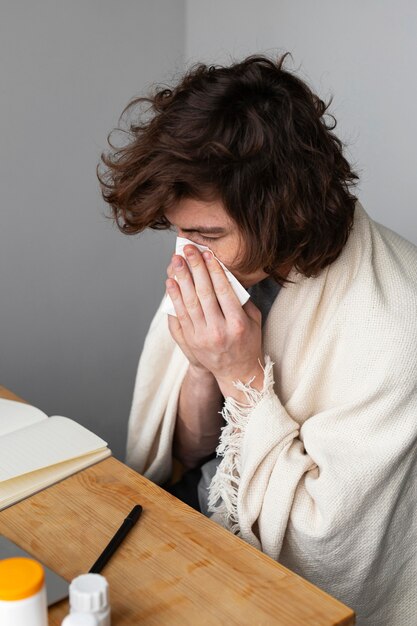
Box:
[0,1,184,459]
[186,0,417,243]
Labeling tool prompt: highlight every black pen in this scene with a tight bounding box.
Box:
[89,504,143,574]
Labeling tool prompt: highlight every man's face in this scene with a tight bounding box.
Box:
[165,197,269,288]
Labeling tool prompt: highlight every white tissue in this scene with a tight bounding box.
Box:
[162,236,250,316]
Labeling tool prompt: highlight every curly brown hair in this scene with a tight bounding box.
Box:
[98,53,358,285]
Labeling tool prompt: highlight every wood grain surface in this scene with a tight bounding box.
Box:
[0,386,355,625]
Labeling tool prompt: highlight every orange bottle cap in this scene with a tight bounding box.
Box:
[0,557,45,601]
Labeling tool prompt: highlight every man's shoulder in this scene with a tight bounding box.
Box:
[357,202,417,275]
[268,202,417,355]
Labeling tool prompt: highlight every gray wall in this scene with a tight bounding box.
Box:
[0,1,183,459]
[186,0,417,243]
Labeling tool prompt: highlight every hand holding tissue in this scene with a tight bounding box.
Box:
[162,237,250,316]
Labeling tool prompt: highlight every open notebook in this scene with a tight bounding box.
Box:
[0,398,111,510]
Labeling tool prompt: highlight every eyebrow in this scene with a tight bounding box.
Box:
[178,226,227,235]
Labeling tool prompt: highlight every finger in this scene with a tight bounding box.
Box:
[183,245,223,323]
[202,251,243,319]
[167,262,200,334]
[171,253,205,326]
[167,312,196,363]
[166,275,195,333]
[167,310,184,342]
[242,299,262,324]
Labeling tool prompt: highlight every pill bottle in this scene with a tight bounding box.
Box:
[68,573,110,626]
[0,556,48,626]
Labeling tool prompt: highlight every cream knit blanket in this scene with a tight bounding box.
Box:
[126,202,417,625]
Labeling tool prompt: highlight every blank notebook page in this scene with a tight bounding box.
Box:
[0,416,108,481]
[0,398,46,437]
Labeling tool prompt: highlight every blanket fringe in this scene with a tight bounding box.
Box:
[208,355,275,535]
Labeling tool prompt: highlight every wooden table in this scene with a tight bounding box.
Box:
[0,387,355,625]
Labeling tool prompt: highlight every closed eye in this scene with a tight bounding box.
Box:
[164,219,222,242]
[196,234,219,242]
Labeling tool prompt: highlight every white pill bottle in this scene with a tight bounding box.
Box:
[61,573,110,626]
[0,556,48,626]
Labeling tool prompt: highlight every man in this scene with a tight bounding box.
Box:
[98,55,417,625]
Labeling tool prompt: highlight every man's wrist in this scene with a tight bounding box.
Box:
[216,362,265,402]
[187,363,216,382]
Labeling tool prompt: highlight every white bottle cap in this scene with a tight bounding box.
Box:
[69,574,109,613]
[62,613,98,625]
